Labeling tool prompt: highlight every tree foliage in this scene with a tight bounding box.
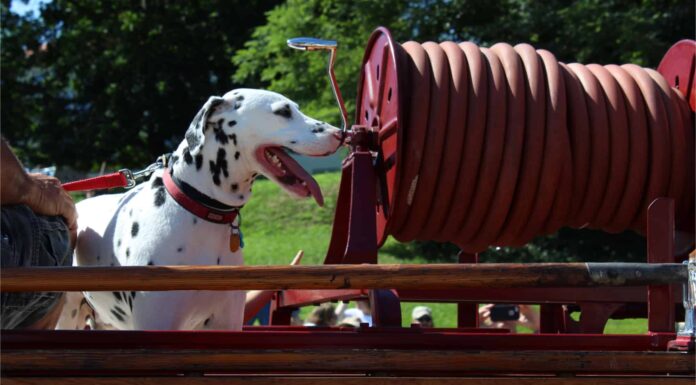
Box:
[2,0,281,169]
[234,0,694,124]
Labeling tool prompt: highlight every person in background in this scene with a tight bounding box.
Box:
[303,303,337,327]
[336,298,373,326]
[1,137,77,329]
[337,315,362,328]
[411,305,434,328]
[478,304,540,333]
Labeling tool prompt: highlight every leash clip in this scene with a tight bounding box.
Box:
[119,169,137,189]
[121,153,171,189]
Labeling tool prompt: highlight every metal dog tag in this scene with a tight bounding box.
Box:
[229,230,241,253]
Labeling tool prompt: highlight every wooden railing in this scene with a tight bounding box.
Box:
[0,262,687,292]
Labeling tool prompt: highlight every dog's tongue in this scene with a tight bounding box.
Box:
[267,147,324,206]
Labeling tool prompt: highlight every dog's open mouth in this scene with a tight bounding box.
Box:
[255,146,324,206]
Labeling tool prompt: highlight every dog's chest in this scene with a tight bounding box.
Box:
[82,178,245,329]
[112,179,243,267]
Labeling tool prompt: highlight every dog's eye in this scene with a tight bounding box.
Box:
[272,103,292,119]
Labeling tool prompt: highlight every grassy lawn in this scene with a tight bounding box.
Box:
[242,171,651,333]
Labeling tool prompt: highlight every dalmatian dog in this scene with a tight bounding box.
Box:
[56,89,342,330]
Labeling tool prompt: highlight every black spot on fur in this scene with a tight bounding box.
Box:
[231,183,238,192]
[177,247,184,252]
[233,101,242,109]
[152,177,163,188]
[131,222,139,237]
[125,248,130,258]
[193,217,198,225]
[204,317,211,326]
[113,292,123,302]
[71,309,77,318]
[154,187,166,207]
[213,119,229,144]
[235,95,244,101]
[117,239,122,247]
[195,154,203,170]
[114,306,127,316]
[147,261,154,266]
[183,148,193,164]
[131,291,136,299]
[273,103,292,118]
[234,151,240,160]
[129,209,133,217]
[252,173,258,177]
[238,194,244,200]
[217,257,221,265]
[110,262,115,266]
[228,120,237,128]
[228,133,237,146]
[96,255,101,261]
[110,309,125,323]
[171,155,180,164]
[290,140,297,144]
[209,148,229,186]
[312,127,325,133]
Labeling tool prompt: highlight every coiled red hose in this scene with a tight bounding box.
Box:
[357,29,694,252]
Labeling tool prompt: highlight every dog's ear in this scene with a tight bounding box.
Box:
[185,96,225,155]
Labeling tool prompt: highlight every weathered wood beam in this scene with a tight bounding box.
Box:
[0,263,686,292]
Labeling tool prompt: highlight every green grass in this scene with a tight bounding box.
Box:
[239,171,649,333]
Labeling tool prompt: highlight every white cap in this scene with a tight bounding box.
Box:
[412,306,432,320]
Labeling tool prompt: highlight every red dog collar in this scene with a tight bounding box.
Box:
[163,168,239,224]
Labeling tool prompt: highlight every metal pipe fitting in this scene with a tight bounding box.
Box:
[287,37,349,134]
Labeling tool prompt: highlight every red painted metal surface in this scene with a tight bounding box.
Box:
[0,329,679,352]
[324,128,378,264]
[658,40,696,111]
[354,27,404,245]
[457,252,479,328]
[648,198,677,333]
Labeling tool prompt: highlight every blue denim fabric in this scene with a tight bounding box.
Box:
[1,205,72,329]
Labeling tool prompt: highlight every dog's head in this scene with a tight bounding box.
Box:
[181,89,342,206]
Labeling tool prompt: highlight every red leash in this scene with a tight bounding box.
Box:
[62,169,135,192]
[61,155,168,192]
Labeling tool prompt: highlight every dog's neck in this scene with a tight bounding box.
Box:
[169,141,256,207]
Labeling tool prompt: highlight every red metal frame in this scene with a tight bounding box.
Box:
[1,329,679,352]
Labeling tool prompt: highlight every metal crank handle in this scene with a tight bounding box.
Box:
[287,37,349,137]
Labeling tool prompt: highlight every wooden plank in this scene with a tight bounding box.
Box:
[2,349,693,375]
[3,376,695,385]
[0,263,687,292]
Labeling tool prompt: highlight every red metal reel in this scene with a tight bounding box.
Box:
[657,39,696,233]
[355,27,404,246]
[657,39,696,112]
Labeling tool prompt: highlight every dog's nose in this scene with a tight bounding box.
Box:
[333,130,346,147]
